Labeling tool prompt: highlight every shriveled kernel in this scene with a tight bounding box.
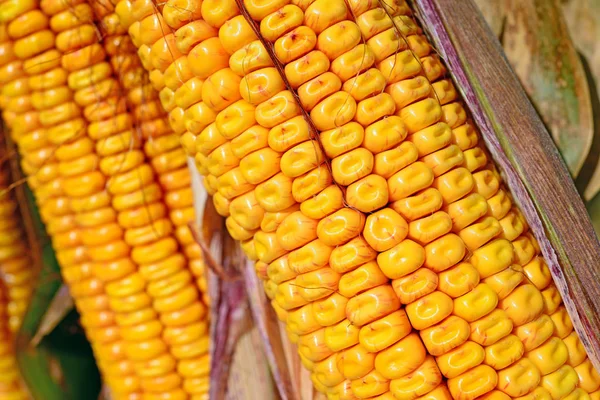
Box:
[420,316,471,356]
[392,268,438,304]
[375,333,426,379]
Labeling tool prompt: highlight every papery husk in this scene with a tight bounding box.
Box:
[414,0,600,371]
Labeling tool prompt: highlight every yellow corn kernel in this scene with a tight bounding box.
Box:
[359,310,411,353]
[274,25,317,64]
[390,356,442,400]
[417,385,453,400]
[445,194,488,232]
[550,306,574,339]
[470,239,514,278]
[320,122,365,158]
[432,167,474,204]
[437,262,480,298]
[363,208,407,252]
[437,340,485,379]
[406,291,453,330]
[512,235,536,266]
[311,91,357,131]
[522,257,552,290]
[484,334,524,370]
[201,68,241,111]
[324,319,360,352]
[391,188,442,223]
[255,172,295,212]
[239,147,282,185]
[257,90,302,128]
[564,389,591,400]
[540,365,579,400]
[453,283,498,323]
[317,208,365,247]
[388,161,434,202]
[313,292,348,327]
[351,369,389,398]
[331,44,375,83]
[339,261,387,298]
[469,309,513,347]
[392,268,438,305]
[218,168,256,200]
[254,230,287,263]
[498,284,544,327]
[337,343,375,381]
[296,267,340,301]
[301,185,344,220]
[317,20,361,60]
[424,234,465,272]
[346,285,400,327]
[346,174,390,213]
[268,115,311,153]
[513,314,555,352]
[329,236,377,274]
[540,284,562,315]
[373,333,427,379]
[355,93,396,127]
[343,68,387,102]
[215,100,256,139]
[574,359,600,392]
[563,331,587,367]
[292,165,332,203]
[288,239,332,274]
[229,40,273,76]
[229,191,265,231]
[420,315,470,356]
[298,72,343,112]
[482,265,524,300]
[298,328,333,362]
[448,365,497,400]
[314,354,346,388]
[239,67,285,106]
[496,358,541,397]
[280,140,325,178]
[377,239,424,279]
[409,211,453,245]
[260,4,304,42]
[331,148,373,186]
[276,211,318,251]
[374,142,419,180]
[525,336,568,376]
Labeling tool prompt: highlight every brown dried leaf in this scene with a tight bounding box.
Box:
[502,0,594,177]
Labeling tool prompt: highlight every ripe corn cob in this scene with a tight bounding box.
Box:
[83,1,211,397]
[114,0,600,399]
[0,140,35,334]
[100,0,210,308]
[0,0,135,396]
[0,281,28,400]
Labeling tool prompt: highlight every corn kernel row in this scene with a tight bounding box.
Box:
[0,0,132,395]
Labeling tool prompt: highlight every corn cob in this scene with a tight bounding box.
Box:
[113,0,600,399]
[0,0,138,396]
[46,0,210,398]
[0,280,28,400]
[0,122,35,335]
[99,0,210,309]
